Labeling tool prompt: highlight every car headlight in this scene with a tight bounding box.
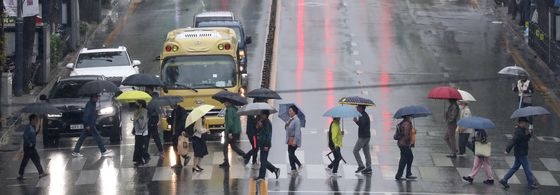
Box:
[98,107,115,115]
[47,113,62,118]
[238,50,245,58]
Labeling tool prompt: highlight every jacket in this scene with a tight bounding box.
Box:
[168,106,188,136]
[445,102,459,124]
[225,105,241,134]
[506,127,532,157]
[397,119,414,147]
[328,120,342,149]
[133,108,148,136]
[285,116,302,147]
[355,111,370,138]
[23,124,37,147]
[257,118,272,148]
[147,104,160,125]
[82,101,97,127]
[246,115,258,137]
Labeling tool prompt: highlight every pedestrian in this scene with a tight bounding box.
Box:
[191,117,209,172]
[509,0,520,20]
[499,117,538,190]
[512,73,534,108]
[285,105,303,175]
[168,104,190,168]
[444,99,460,158]
[462,129,494,185]
[256,110,280,181]
[243,99,265,167]
[17,114,48,181]
[353,105,372,174]
[219,100,246,168]
[394,115,417,180]
[147,92,164,158]
[132,100,150,166]
[72,94,113,157]
[457,101,474,155]
[325,117,343,177]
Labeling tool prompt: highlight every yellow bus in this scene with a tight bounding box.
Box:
[159,27,246,133]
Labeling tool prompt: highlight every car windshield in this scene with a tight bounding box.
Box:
[49,80,91,99]
[162,55,236,89]
[76,51,130,68]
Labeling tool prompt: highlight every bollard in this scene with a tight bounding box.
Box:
[1,73,13,125]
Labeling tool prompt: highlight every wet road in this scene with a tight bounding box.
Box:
[2,0,560,194]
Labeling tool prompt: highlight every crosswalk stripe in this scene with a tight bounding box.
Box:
[494,169,520,184]
[504,156,523,170]
[431,153,453,167]
[152,167,174,181]
[67,157,87,171]
[532,171,559,186]
[305,164,329,179]
[212,152,223,165]
[540,158,560,171]
[191,165,213,180]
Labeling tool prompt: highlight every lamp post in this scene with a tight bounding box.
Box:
[14,0,23,96]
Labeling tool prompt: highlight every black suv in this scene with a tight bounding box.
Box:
[41,75,122,146]
[196,20,252,73]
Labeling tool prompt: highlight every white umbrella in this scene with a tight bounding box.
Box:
[237,103,278,115]
[458,89,476,102]
[498,65,527,76]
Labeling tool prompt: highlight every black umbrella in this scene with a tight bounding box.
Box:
[338,96,375,106]
[21,102,61,115]
[148,96,184,108]
[393,105,432,119]
[510,106,550,119]
[78,80,120,96]
[212,91,247,106]
[122,73,163,87]
[246,88,282,99]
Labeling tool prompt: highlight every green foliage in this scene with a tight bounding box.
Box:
[50,33,65,66]
[80,22,88,35]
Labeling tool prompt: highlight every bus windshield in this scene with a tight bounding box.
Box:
[162,55,236,89]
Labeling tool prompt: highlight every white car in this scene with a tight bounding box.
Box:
[66,46,141,87]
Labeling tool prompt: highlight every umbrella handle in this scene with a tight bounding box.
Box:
[518,96,523,109]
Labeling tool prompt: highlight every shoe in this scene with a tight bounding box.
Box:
[192,168,203,172]
[197,165,204,171]
[361,167,372,174]
[256,177,265,182]
[483,179,494,185]
[462,176,474,184]
[406,175,417,180]
[395,177,406,181]
[287,170,298,175]
[331,172,342,177]
[101,150,114,156]
[274,168,280,179]
[171,164,183,168]
[219,162,230,168]
[16,176,25,181]
[499,179,510,189]
[457,153,466,156]
[298,164,304,172]
[355,166,366,173]
[528,184,538,190]
[183,156,191,166]
[39,173,49,178]
[72,152,83,157]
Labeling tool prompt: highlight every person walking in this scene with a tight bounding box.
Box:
[243,99,265,167]
[191,117,209,172]
[17,114,48,181]
[219,100,246,168]
[326,118,343,177]
[394,115,417,180]
[353,105,372,174]
[285,105,303,174]
[256,110,280,181]
[132,100,150,166]
[72,94,113,157]
[168,104,190,168]
[499,117,538,190]
[444,99,460,158]
[462,129,494,185]
[512,73,534,129]
[457,101,474,155]
[147,92,164,158]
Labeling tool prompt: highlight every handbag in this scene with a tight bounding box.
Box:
[474,141,491,157]
[177,135,189,156]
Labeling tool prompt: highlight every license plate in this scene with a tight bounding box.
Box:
[70,124,83,130]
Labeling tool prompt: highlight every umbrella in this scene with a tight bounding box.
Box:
[510,106,550,119]
[77,80,120,96]
[427,86,462,100]
[116,90,152,103]
[393,105,432,119]
[185,104,215,127]
[457,116,496,129]
[498,65,527,76]
[246,88,282,99]
[211,91,247,106]
[458,89,476,102]
[279,103,306,127]
[122,73,163,87]
[237,103,278,116]
[338,96,375,106]
[21,102,61,115]
[323,105,362,118]
[148,96,184,108]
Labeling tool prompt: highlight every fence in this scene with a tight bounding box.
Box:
[528,22,560,73]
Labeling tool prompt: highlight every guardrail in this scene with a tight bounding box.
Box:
[260,0,278,89]
[528,22,560,73]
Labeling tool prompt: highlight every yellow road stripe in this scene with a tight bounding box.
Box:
[103,0,140,46]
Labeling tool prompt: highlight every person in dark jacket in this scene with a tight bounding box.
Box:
[17,114,48,181]
[256,110,280,181]
[500,117,538,190]
[219,100,246,168]
[395,115,417,181]
[243,98,266,167]
[444,99,459,158]
[353,105,372,174]
[72,94,112,157]
[146,92,164,158]
[168,104,190,168]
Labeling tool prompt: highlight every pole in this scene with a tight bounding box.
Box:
[14,0,23,96]
[0,2,4,127]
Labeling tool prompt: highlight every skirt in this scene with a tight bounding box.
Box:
[191,136,208,157]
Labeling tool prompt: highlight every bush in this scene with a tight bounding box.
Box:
[50,33,65,67]
[80,22,89,35]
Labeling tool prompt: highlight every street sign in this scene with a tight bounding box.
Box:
[3,0,39,17]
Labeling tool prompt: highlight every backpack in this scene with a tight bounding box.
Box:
[393,122,404,140]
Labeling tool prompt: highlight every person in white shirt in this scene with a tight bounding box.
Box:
[132,100,150,166]
[457,101,474,155]
[191,117,209,172]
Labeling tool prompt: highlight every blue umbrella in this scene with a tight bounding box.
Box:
[457,116,496,129]
[279,103,306,127]
[510,106,550,119]
[393,105,432,119]
[323,105,362,118]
